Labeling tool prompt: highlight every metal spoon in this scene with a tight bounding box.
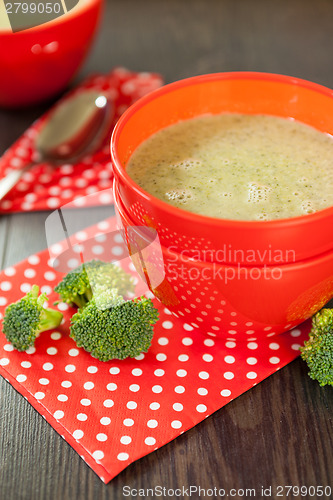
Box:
[0,90,114,201]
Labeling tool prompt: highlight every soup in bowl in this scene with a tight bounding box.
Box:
[111,72,333,265]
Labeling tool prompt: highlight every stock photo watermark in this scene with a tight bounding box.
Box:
[2,0,80,32]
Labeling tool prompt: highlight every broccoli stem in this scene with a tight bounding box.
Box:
[38,308,63,333]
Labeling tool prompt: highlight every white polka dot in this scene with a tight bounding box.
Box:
[196,404,207,413]
[132,368,143,376]
[61,381,72,388]
[199,371,209,380]
[43,363,53,371]
[96,433,108,442]
[135,353,145,360]
[224,355,235,364]
[51,332,61,340]
[221,389,231,397]
[24,268,36,278]
[77,413,87,421]
[110,367,120,375]
[158,337,169,345]
[127,401,137,409]
[80,398,91,406]
[226,341,236,348]
[111,246,124,256]
[204,339,215,347]
[269,343,280,350]
[203,354,213,362]
[156,353,167,361]
[197,387,208,396]
[223,371,234,380]
[171,420,182,429]
[39,378,49,385]
[68,349,79,357]
[93,450,104,461]
[123,418,134,427]
[87,366,98,374]
[65,364,76,373]
[144,437,156,446]
[41,285,52,295]
[120,436,131,445]
[47,198,60,208]
[47,347,57,355]
[35,392,45,400]
[129,384,140,392]
[173,403,183,412]
[147,419,158,428]
[73,430,84,440]
[246,371,258,379]
[53,410,64,420]
[107,382,117,391]
[3,344,14,352]
[0,297,8,306]
[92,245,104,255]
[57,394,68,402]
[117,452,130,460]
[174,385,185,394]
[0,281,12,291]
[44,271,56,281]
[26,346,36,354]
[183,323,194,331]
[149,402,160,410]
[4,267,15,276]
[103,399,114,408]
[292,344,301,351]
[152,385,163,393]
[154,369,164,377]
[178,354,189,362]
[182,337,193,346]
[162,320,173,329]
[176,369,187,377]
[269,357,280,364]
[67,258,80,269]
[246,357,258,365]
[291,329,301,337]
[247,342,258,350]
[84,382,94,390]
[100,417,111,425]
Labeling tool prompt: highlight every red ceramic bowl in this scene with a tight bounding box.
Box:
[111,72,333,266]
[0,0,103,108]
[114,179,333,339]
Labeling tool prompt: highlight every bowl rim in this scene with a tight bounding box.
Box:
[111,71,333,229]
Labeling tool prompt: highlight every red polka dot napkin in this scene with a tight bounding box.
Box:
[0,216,310,483]
[0,68,164,214]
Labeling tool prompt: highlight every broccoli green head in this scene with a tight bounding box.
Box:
[54,259,135,308]
[70,293,159,361]
[300,308,333,386]
[2,285,63,351]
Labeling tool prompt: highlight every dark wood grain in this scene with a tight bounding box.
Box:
[0,1,332,498]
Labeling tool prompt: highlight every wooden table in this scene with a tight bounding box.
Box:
[0,1,332,498]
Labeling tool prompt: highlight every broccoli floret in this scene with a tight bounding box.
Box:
[300,308,333,386]
[70,292,159,361]
[54,259,135,308]
[2,285,63,351]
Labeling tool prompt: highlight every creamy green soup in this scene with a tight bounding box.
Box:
[126,114,333,220]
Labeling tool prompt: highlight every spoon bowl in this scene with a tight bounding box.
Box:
[0,89,113,201]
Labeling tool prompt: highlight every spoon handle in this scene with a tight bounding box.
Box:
[0,163,36,201]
